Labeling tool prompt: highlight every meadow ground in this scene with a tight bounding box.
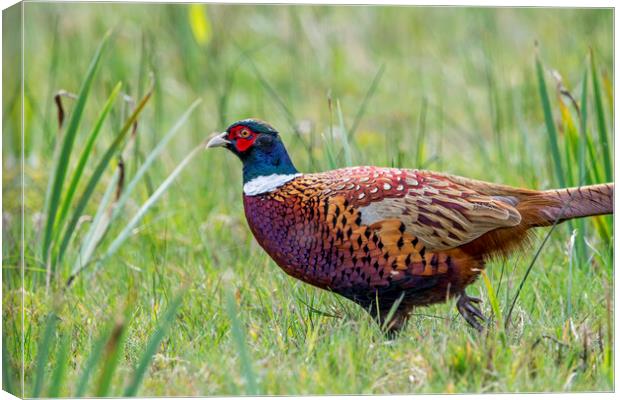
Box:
[2,4,614,396]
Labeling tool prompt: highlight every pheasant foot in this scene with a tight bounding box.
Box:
[457,292,486,332]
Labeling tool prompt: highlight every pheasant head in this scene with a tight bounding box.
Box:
[206,119,299,186]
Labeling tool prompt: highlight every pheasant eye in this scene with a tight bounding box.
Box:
[238,128,251,138]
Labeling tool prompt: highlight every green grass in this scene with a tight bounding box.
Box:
[2,4,613,396]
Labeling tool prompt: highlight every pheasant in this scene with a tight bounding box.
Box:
[206,119,613,333]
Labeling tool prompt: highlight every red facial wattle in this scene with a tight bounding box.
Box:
[235,136,256,152]
[228,125,257,152]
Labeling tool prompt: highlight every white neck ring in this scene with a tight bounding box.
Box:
[243,173,302,196]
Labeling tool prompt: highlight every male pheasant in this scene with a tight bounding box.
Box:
[207,119,613,333]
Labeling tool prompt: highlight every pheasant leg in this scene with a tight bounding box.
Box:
[365,301,413,337]
[457,292,486,331]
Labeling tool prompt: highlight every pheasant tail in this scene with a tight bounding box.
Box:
[462,182,613,260]
[522,183,614,226]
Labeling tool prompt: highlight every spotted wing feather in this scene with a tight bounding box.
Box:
[315,167,522,251]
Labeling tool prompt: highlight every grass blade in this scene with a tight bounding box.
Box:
[347,64,385,141]
[573,65,590,266]
[535,54,566,188]
[556,84,577,186]
[69,168,120,280]
[336,64,385,162]
[585,134,602,183]
[74,324,113,397]
[565,229,577,320]
[55,82,122,239]
[578,66,589,185]
[336,100,352,166]
[323,95,338,170]
[31,313,58,398]
[481,270,502,328]
[2,333,14,395]
[225,287,258,395]
[70,100,200,279]
[322,132,338,170]
[590,49,612,181]
[111,98,202,222]
[42,32,110,266]
[504,201,571,329]
[100,141,203,266]
[47,334,70,398]
[54,84,154,270]
[94,320,126,397]
[381,292,405,332]
[123,293,184,396]
[415,98,428,167]
[243,53,315,167]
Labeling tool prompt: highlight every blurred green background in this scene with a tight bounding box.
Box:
[2,4,613,396]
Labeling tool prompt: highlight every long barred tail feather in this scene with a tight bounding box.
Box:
[526,183,614,226]
[462,182,613,260]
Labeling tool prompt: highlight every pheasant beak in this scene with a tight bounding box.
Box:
[206,132,230,149]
